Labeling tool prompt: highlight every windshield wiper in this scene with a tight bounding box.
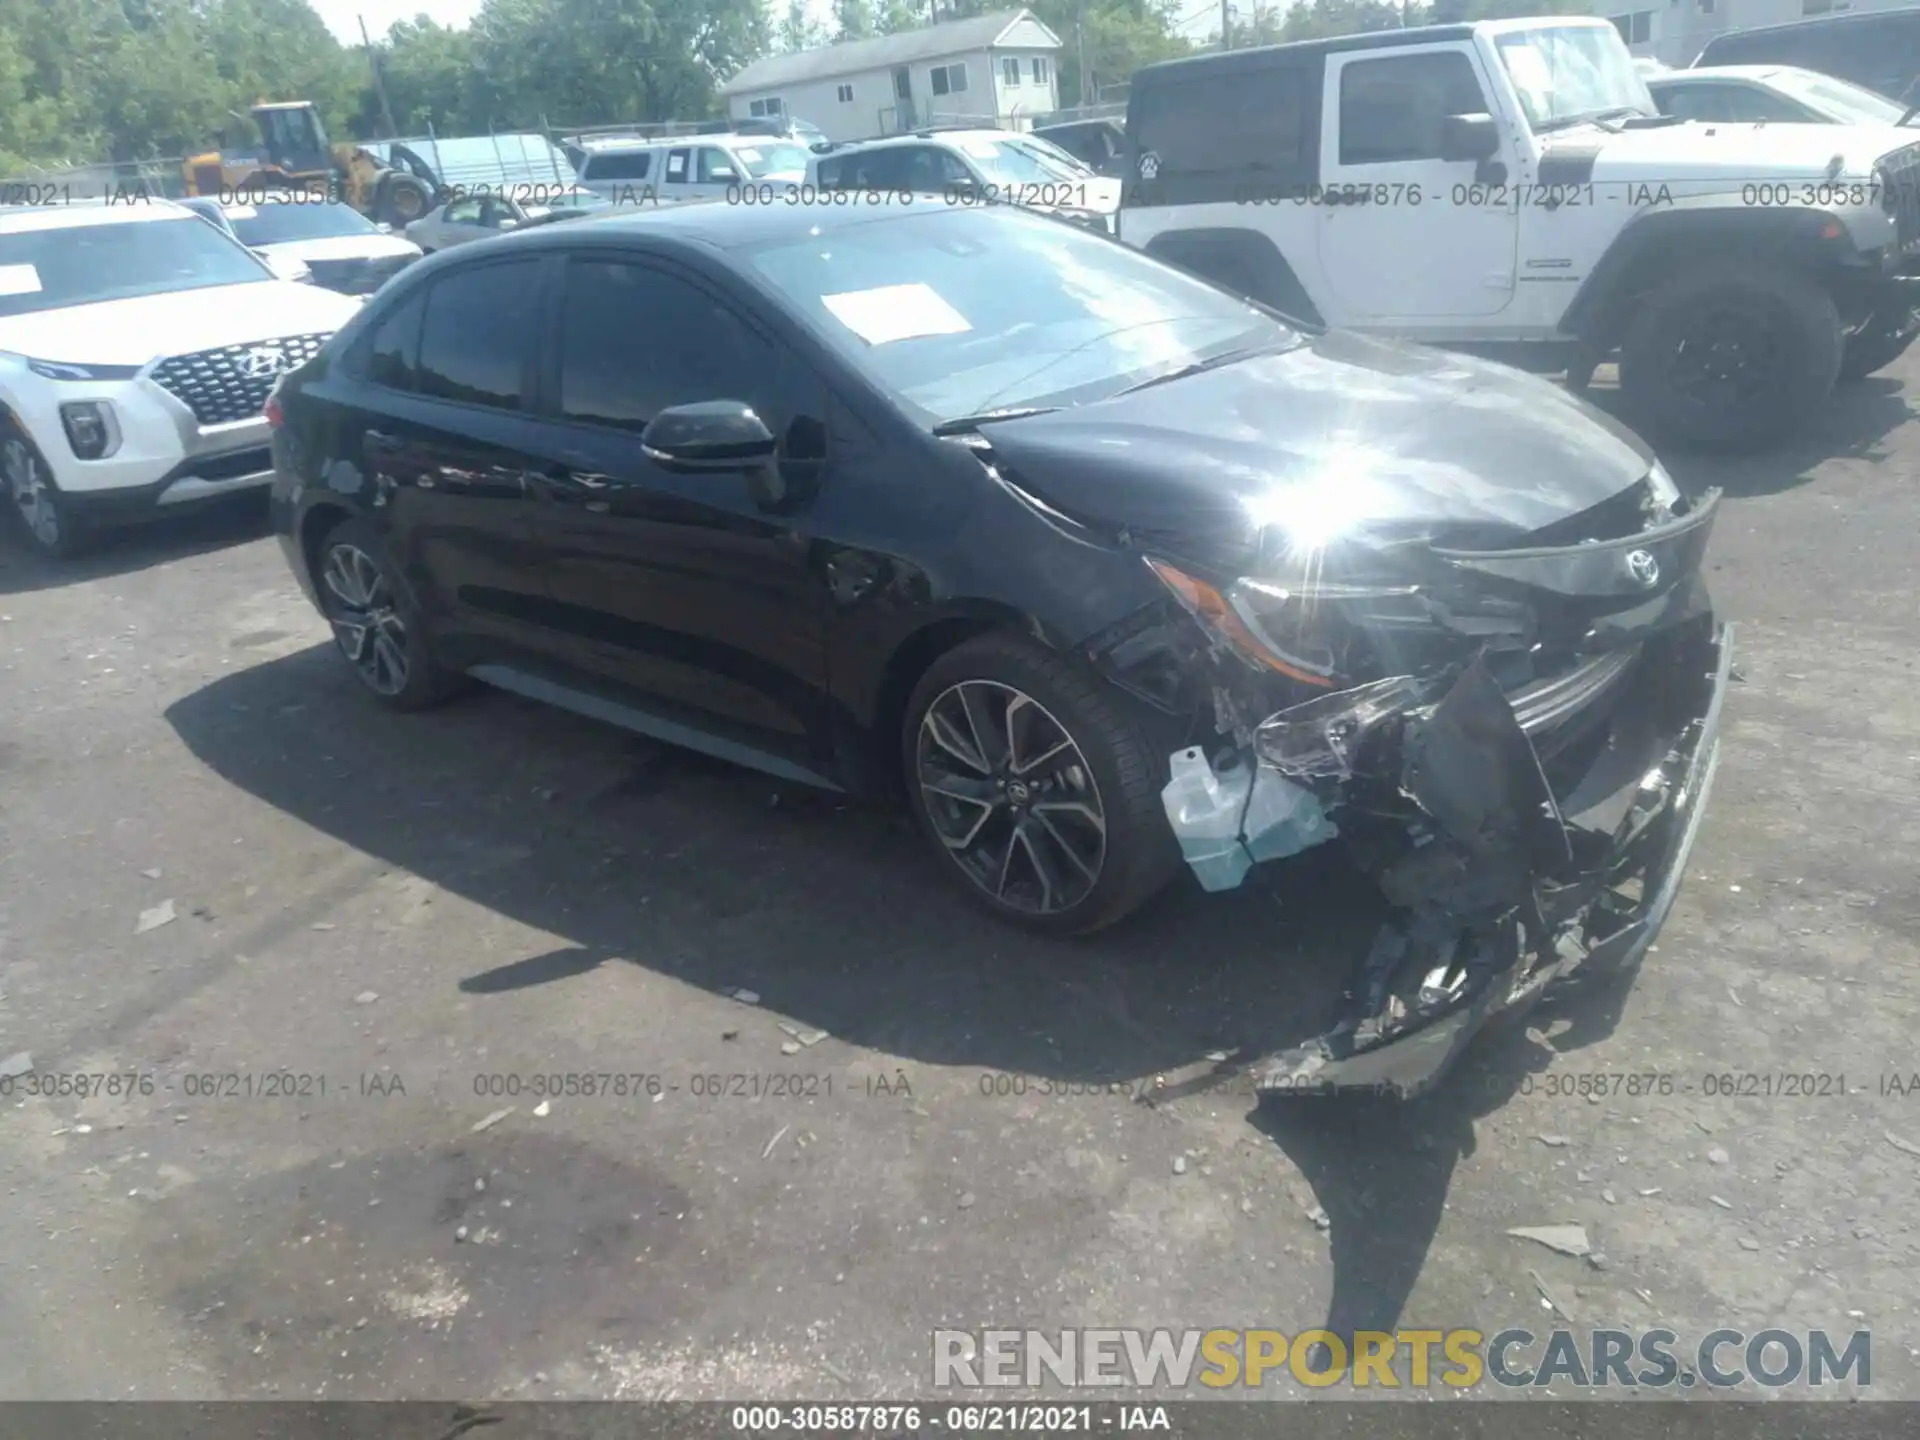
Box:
[1111,343,1292,398]
[931,405,1061,436]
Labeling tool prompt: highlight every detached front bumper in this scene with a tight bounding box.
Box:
[1255,621,1732,1099]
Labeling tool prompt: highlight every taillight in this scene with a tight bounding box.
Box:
[264,391,285,429]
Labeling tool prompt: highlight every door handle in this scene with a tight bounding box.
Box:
[531,464,613,498]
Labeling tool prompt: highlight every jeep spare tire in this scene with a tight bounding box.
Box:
[1619,262,1842,452]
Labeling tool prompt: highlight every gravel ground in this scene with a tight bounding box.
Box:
[1,369,1917,1403]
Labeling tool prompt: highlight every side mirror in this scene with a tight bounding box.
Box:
[640,401,777,471]
[1439,112,1502,163]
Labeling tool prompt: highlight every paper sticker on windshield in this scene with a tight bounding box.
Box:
[0,264,42,296]
[960,140,1002,161]
[822,283,971,346]
[223,204,259,220]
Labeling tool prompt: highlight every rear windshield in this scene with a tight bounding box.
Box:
[0,216,267,318]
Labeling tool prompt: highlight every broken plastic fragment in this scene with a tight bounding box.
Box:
[1508,1224,1592,1257]
[1159,746,1337,893]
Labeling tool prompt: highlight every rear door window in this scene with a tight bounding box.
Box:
[416,260,541,411]
[585,150,651,181]
[365,289,424,392]
[1130,61,1314,192]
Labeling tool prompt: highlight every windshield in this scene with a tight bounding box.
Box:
[950,137,1064,187]
[1773,69,1908,124]
[735,143,811,177]
[1496,23,1657,130]
[1013,136,1095,177]
[746,206,1295,425]
[225,197,377,245]
[0,216,267,318]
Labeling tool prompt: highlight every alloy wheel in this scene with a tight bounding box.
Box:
[915,679,1107,916]
[4,438,61,550]
[322,542,410,696]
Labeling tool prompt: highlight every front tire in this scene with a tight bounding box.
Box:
[1838,313,1920,382]
[1618,262,1842,452]
[902,633,1178,936]
[314,517,463,711]
[2,427,90,559]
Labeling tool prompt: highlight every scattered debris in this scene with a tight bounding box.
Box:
[1205,1051,1231,1064]
[1306,1205,1330,1231]
[354,991,379,1006]
[1885,1132,1920,1159]
[762,1124,790,1160]
[1728,884,1742,893]
[721,1029,739,1042]
[1602,1188,1618,1205]
[532,1100,551,1118]
[471,1108,514,1133]
[1172,1156,1188,1176]
[453,1226,469,1243]
[1587,1253,1610,1272]
[1634,1288,1655,1307]
[725,988,761,1005]
[780,1041,801,1056]
[0,1052,32,1082]
[1694,1119,1715,1134]
[1707,1147,1730,1165]
[140,868,162,880]
[957,1191,976,1210]
[1738,1237,1761,1252]
[1507,1224,1592,1258]
[311,922,336,932]
[1529,1269,1567,1316]
[1240,1198,1255,1216]
[474,1178,486,1193]
[1536,1134,1571,1148]
[1727,989,1743,1008]
[1710,1195,1733,1210]
[1638,1187,1662,1197]
[135,900,177,934]
[778,1022,829,1048]
[74,1123,93,1135]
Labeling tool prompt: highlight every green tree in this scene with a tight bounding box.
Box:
[780,0,828,51]
[834,0,877,41]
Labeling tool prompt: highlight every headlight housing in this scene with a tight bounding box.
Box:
[1147,557,1419,689]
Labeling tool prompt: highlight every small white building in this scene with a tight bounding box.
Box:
[1611,0,1919,68]
[721,9,1065,144]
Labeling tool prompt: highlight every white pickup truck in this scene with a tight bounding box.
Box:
[1118,16,1920,449]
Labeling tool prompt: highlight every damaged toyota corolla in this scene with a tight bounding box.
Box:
[274,202,1728,1100]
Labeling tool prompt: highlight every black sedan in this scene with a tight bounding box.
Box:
[267,200,1730,1098]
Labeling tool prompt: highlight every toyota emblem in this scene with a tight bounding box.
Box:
[1624,549,1660,588]
[240,345,289,380]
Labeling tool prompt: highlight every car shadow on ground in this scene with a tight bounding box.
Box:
[1583,373,1914,498]
[0,496,270,596]
[166,644,1640,1341]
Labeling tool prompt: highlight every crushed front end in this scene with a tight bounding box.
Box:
[1109,471,1732,1100]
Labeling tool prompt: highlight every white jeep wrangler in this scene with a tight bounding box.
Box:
[1117,16,1920,450]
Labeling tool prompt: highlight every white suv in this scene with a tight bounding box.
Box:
[0,201,364,557]
[576,134,813,206]
[1119,16,1920,449]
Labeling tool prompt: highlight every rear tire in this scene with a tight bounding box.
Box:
[1618,262,1842,452]
[2,426,91,559]
[379,174,434,226]
[313,516,465,711]
[902,633,1178,936]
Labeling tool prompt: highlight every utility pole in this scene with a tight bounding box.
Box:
[1222,0,1232,50]
[359,14,399,140]
[1076,0,1089,107]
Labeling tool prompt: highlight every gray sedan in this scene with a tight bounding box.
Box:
[404,190,611,253]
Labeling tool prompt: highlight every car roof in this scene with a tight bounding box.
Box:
[1649,65,1787,85]
[0,199,198,233]
[470,194,1006,254]
[813,129,1015,156]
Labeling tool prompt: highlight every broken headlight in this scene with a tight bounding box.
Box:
[1146,557,1421,689]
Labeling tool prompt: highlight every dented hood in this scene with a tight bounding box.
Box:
[977,331,1655,558]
